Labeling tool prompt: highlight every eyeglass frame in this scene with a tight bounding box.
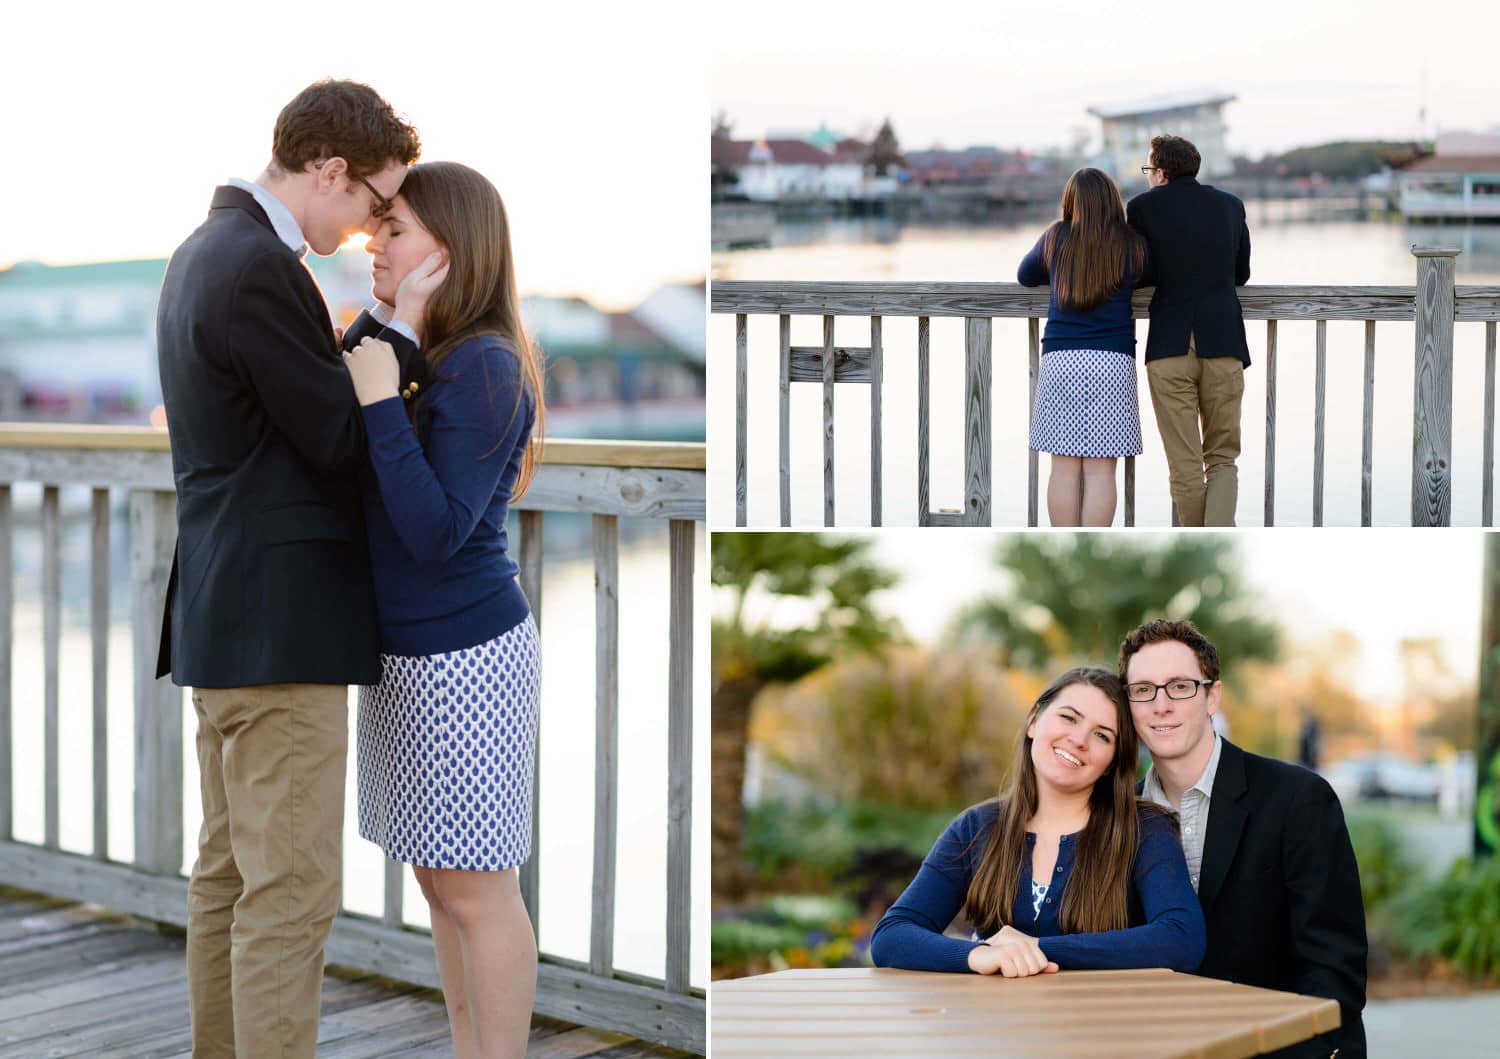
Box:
[1125,678,1214,702]
[312,159,394,219]
[1140,165,1161,176]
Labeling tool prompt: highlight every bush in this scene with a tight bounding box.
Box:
[743,798,957,885]
[1346,813,1414,915]
[712,894,870,975]
[1380,855,1500,981]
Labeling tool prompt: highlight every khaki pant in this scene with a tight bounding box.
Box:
[1146,334,1245,527]
[187,684,348,1058]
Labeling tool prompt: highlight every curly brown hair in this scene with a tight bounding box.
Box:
[1118,619,1220,683]
[270,79,420,180]
[1149,135,1201,182]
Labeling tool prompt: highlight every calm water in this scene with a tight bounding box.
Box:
[710,213,1500,528]
[6,490,709,989]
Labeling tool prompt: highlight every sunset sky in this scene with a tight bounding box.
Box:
[7,4,706,310]
[713,0,1499,157]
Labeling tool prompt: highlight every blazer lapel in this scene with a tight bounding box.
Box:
[1197,740,1250,911]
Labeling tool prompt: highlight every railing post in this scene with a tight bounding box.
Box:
[1412,246,1459,526]
[131,488,181,875]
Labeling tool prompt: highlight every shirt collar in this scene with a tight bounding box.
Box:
[1143,733,1223,805]
[228,178,308,260]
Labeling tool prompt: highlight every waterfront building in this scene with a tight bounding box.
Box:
[1399,131,1500,220]
[1087,90,1237,187]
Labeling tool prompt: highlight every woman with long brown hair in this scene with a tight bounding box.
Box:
[1018,168,1153,528]
[870,667,1203,977]
[341,161,545,1058]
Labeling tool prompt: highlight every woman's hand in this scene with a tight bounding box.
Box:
[342,335,401,406]
[967,933,1059,978]
[393,250,449,341]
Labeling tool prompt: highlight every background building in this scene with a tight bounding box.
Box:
[1088,90,1237,188]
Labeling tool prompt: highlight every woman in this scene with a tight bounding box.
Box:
[1018,168,1152,528]
[870,667,1204,977]
[341,161,545,1059]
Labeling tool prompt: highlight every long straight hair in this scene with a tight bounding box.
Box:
[397,161,544,498]
[962,666,1154,936]
[1041,167,1147,314]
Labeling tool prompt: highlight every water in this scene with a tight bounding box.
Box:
[710,213,1500,527]
[5,488,709,989]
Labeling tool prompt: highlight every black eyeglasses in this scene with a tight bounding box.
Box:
[1125,679,1213,702]
[314,160,393,218]
[1140,165,1161,175]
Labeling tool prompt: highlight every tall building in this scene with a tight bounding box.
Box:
[1087,91,1237,188]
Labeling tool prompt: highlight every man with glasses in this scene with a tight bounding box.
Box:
[1120,619,1367,1058]
[1127,134,1252,526]
[155,80,438,1057]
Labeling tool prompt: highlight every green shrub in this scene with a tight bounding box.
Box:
[711,919,809,966]
[743,798,959,882]
[1346,813,1414,915]
[1380,855,1500,980]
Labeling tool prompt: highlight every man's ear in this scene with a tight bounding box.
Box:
[315,157,348,190]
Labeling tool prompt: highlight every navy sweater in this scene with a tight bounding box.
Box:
[358,333,535,658]
[1017,225,1152,356]
[870,801,1205,974]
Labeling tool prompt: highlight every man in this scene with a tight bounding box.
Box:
[1127,135,1252,526]
[1120,620,1366,1058]
[155,80,438,1057]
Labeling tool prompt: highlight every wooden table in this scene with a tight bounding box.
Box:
[712,967,1341,1057]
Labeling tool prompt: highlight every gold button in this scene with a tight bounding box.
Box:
[408,381,419,393]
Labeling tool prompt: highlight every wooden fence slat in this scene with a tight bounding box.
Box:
[383,858,403,927]
[870,317,883,527]
[91,488,109,861]
[965,318,993,526]
[1313,320,1327,526]
[1363,321,1376,527]
[1412,248,1458,526]
[917,317,931,526]
[1485,321,1496,528]
[779,315,791,526]
[1027,318,1040,527]
[0,486,9,843]
[42,485,60,851]
[787,347,873,383]
[735,314,747,527]
[130,490,180,875]
[591,515,619,978]
[822,315,835,527]
[518,509,544,937]
[665,520,694,994]
[1264,320,1278,527]
[1124,457,1135,528]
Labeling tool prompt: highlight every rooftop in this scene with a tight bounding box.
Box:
[1402,154,1500,174]
[1087,90,1236,120]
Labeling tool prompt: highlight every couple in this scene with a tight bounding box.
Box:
[1022,134,1251,527]
[872,620,1368,1059]
[154,80,545,1058]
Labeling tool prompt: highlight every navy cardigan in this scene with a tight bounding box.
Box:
[870,800,1205,973]
[1017,224,1152,357]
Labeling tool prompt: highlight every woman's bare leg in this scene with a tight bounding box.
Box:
[1047,455,1083,527]
[1081,457,1119,527]
[432,867,537,1059]
[413,864,479,1059]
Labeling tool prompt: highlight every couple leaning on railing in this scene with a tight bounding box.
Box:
[871,618,1367,1059]
[157,79,544,1059]
[1021,133,1251,528]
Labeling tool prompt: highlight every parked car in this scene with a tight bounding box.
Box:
[1323,753,1442,804]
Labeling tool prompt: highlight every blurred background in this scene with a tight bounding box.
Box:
[711,530,1499,1013]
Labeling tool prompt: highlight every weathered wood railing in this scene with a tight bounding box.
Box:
[715,247,1500,527]
[0,426,704,1054]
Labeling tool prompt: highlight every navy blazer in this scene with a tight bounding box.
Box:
[1126,177,1252,366]
[155,186,422,687]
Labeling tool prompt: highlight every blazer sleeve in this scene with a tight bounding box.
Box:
[228,250,366,475]
[1235,206,1252,286]
[870,812,988,973]
[1037,813,1206,972]
[359,340,532,564]
[1281,776,1368,1057]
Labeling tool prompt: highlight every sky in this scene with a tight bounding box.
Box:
[722,530,1484,705]
[712,0,1500,157]
[5,3,707,310]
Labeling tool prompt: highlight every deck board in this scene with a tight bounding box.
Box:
[0,891,699,1057]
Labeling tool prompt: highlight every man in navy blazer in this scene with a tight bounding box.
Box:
[1121,620,1367,1059]
[155,80,437,1057]
[1127,135,1252,526]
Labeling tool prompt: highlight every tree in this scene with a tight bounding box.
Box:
[711,110,740,196]
[866,119,905,176]
[951,535,1279,680]
[712,534,901,901]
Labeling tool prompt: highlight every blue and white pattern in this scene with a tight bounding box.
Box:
[1028,347,1143,458]
[357,616,541,871]
[1030,879,1049,920]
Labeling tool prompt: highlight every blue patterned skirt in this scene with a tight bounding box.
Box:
[1028,347,1143,458]
[356,616,541,871]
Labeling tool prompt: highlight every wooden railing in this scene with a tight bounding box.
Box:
[0,427,705,1054]
[714,247,1500,527]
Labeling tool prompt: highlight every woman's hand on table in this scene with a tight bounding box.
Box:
[968,927,1059,977]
